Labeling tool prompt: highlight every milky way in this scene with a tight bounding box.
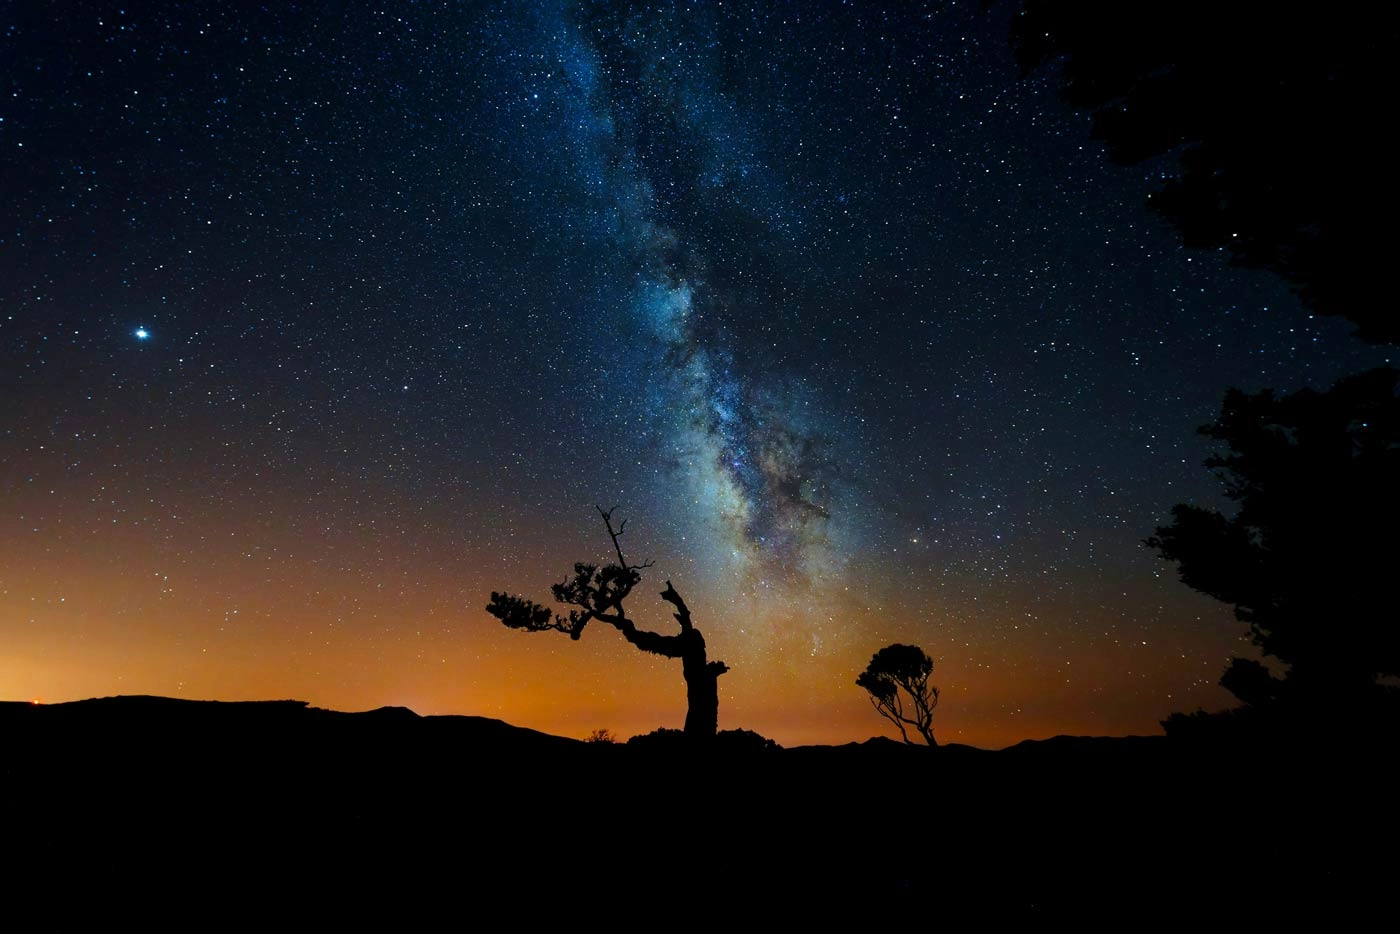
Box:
[507,3,845,598]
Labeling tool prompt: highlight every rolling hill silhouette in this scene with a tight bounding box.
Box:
[4,696,1389,922]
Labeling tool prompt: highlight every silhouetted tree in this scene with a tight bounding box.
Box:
[1011,0,1392,342]
[1147,367,1400,714]
[486,508,729,739]
[857,644,940,746]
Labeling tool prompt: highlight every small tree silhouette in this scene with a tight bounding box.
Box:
[486,507,729,739]
[857,644,940,746]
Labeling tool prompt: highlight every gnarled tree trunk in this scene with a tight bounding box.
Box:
[681,632,726,737]
[662,582,727,738]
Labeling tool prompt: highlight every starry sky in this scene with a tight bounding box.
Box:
[2,0,1388,747]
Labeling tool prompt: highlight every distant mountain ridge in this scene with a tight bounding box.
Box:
[1,694,1162,753]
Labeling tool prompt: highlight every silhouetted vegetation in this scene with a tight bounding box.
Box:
[1012,3,1399,741]
[625,726,780,753]
[1147,368,1400,725]
[1011,0,1392,342]
[486,508,728,738]
[857,644,940,746]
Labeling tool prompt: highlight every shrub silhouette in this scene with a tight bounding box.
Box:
[626,727,779,753]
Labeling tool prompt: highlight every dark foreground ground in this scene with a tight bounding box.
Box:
[3,696,1393,923]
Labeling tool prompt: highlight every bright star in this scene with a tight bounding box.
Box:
[134,327,150,340]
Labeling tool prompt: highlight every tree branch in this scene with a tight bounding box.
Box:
[870,694,912,744]
[619,624,686,658]
[659,580,693,633]
[596,506,654,572]
[486,593,580,637]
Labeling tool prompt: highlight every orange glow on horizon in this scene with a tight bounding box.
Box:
[0,481,1242,749]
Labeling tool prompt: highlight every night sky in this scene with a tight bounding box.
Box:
[3,0,1388,747]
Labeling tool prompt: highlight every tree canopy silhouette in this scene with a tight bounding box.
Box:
[857,644,940,746]
[1147,367,1400,716]
[486,507,729,738]
[1011,0,1392,342]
